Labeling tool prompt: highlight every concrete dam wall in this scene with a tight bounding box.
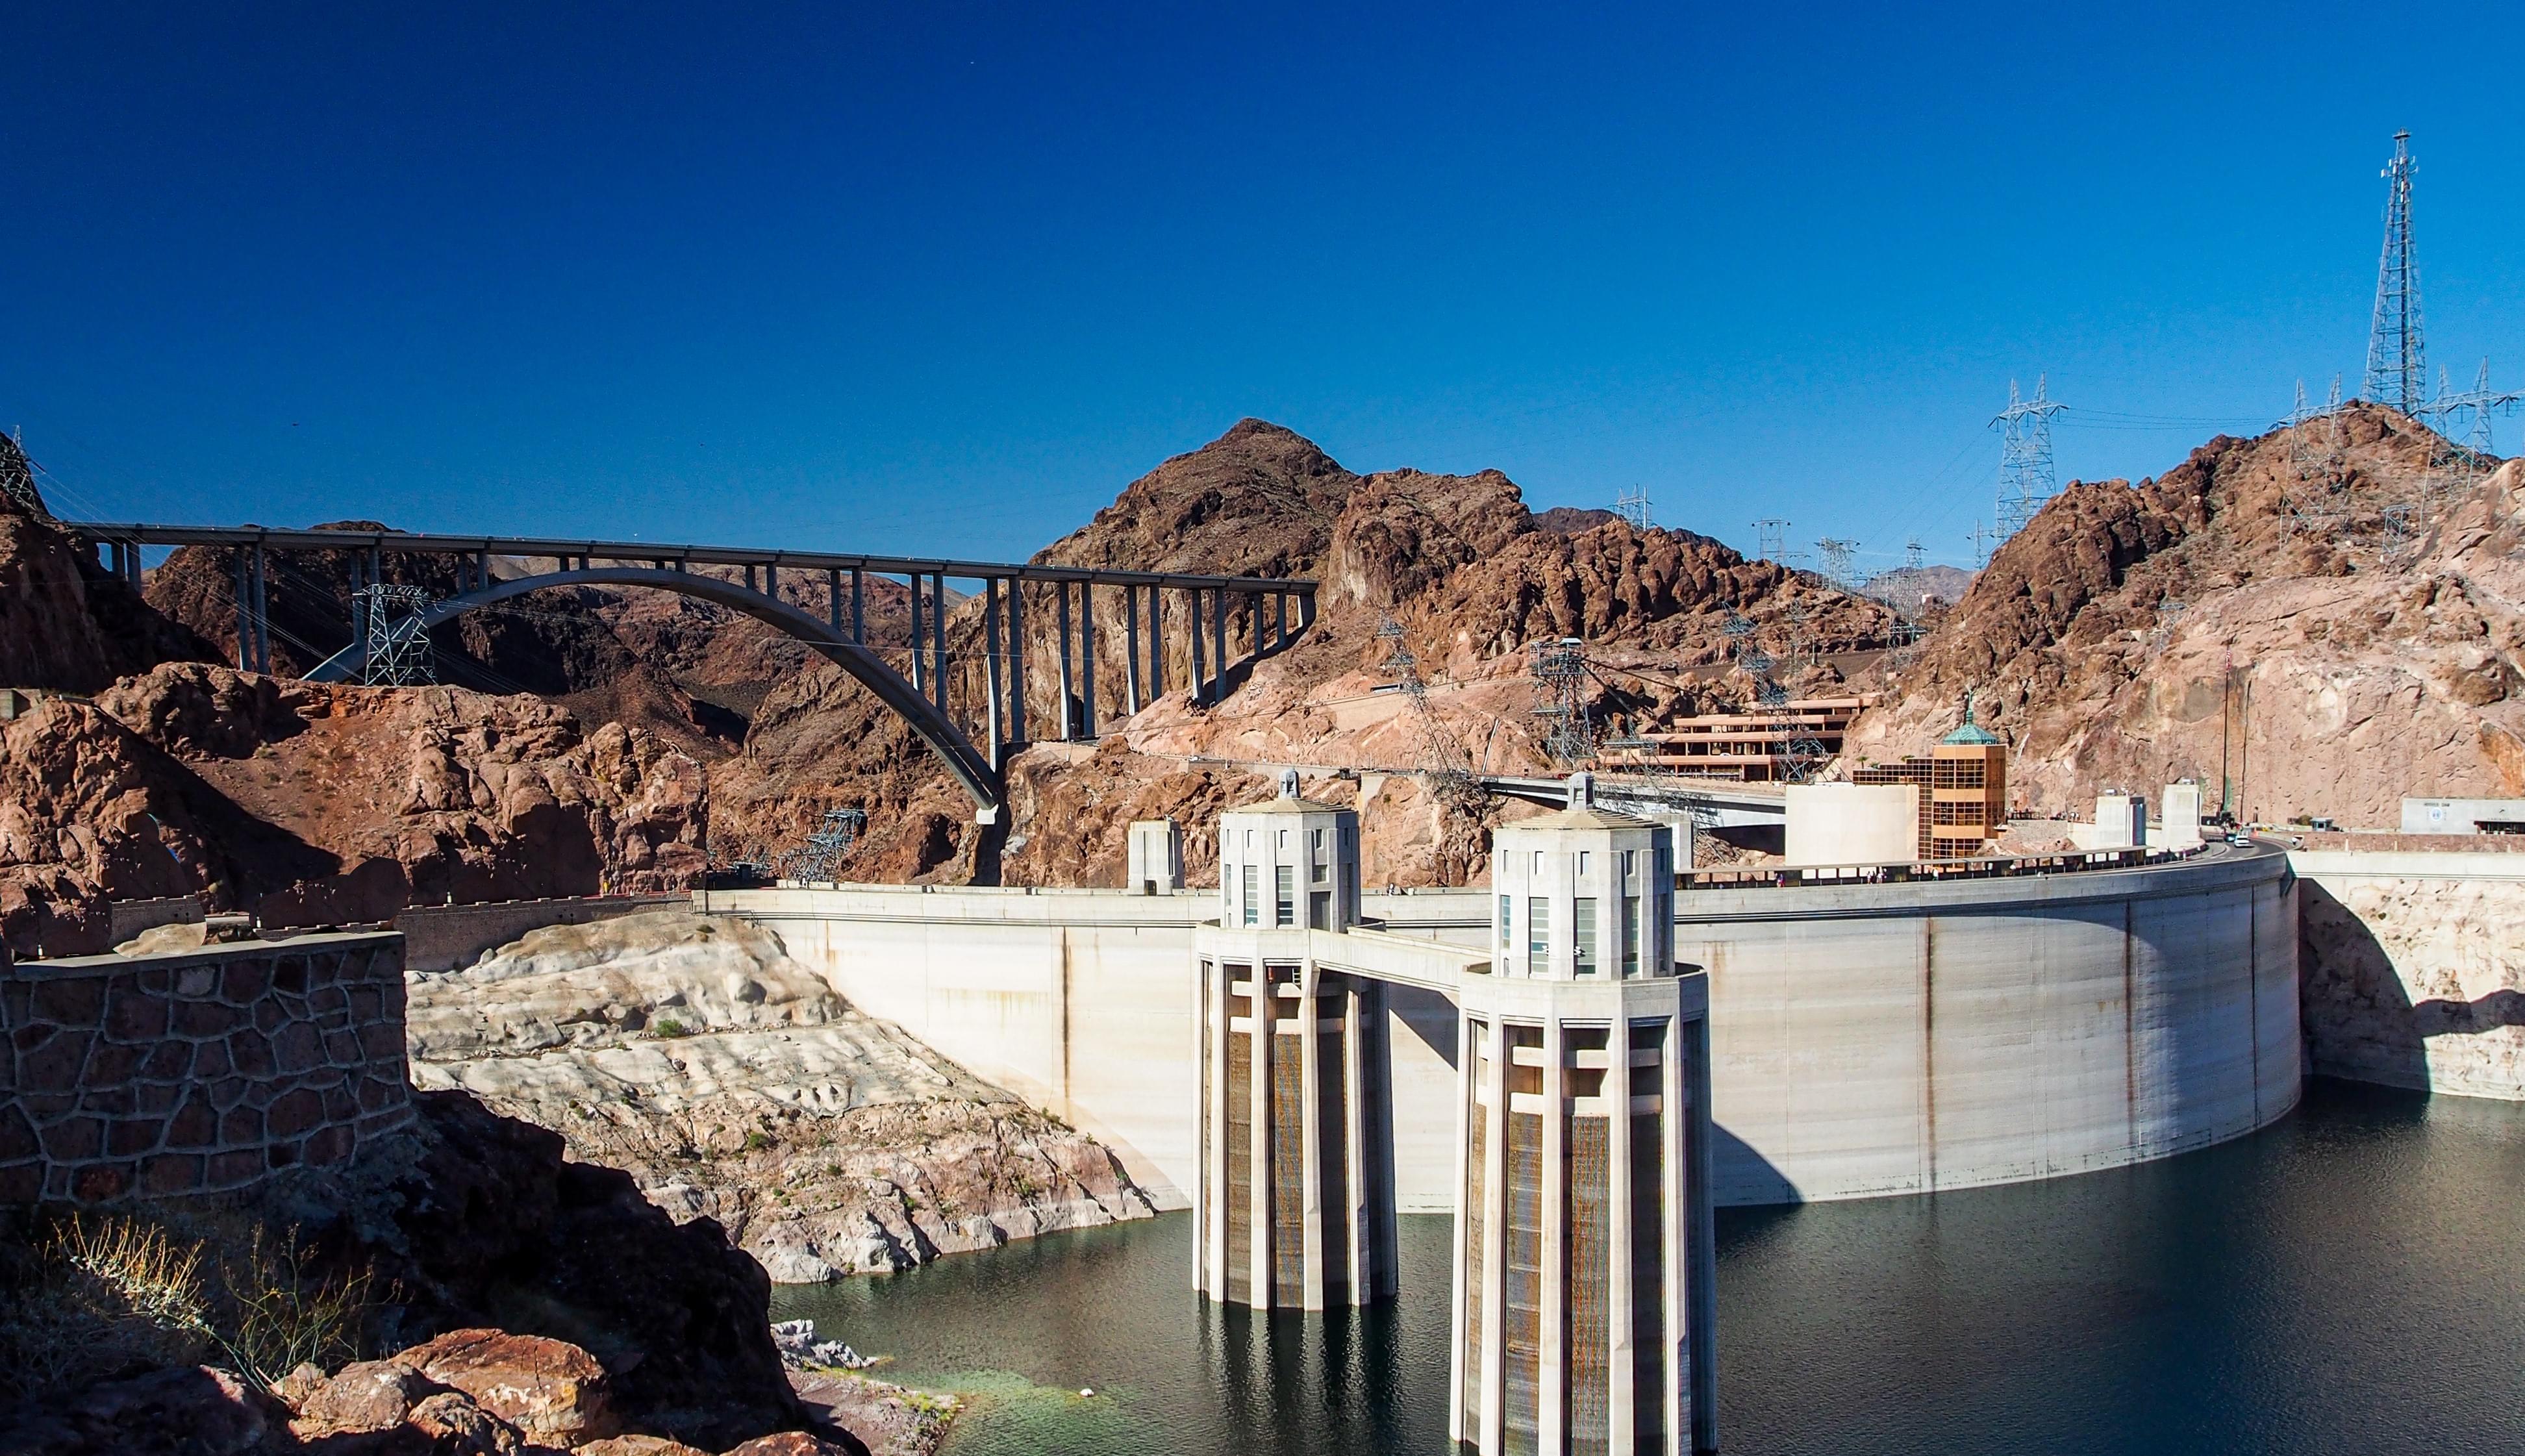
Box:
[720,845,2300,1210]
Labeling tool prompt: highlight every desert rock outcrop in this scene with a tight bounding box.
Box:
[407,911,1156,1281]
[1847,405,2525,825]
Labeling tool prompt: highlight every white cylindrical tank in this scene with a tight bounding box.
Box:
[1784,782,1918,867]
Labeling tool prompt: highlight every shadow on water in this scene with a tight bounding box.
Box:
[778,1081,2525,1456]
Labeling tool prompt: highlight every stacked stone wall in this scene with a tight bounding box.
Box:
[0,931,412,1202]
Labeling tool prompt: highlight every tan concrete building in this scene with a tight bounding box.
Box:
[1851,705,2009,861]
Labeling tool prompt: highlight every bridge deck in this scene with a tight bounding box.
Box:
[61,520,1318,594]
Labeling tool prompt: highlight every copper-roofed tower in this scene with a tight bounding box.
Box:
[1192,770,1396,1309]
[1853,694,2010,861]
[1455,772,1717,1455]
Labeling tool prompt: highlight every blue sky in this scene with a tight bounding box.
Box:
[5,3,2521,573]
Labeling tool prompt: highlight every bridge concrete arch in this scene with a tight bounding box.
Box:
[306,566,1003,816]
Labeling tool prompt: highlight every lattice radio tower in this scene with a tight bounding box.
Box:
[1752,518,1788,564]
[1991,376,2068,541]
[2364,131,2427,417]
[1614,486,1653,531]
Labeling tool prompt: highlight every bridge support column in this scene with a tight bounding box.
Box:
[1187,588,1208,705]
[919,570,939,696]
[1055,583,1075,740]
[1212,587,1229,701]
[931,572,949,716]
[1123,584,1141,716]
[1079,582,1097,738]
[247,544,271,674]
[1006,581,1027,744]
[849,568,864,644]
[1146,584,1164,700]
[984,579,1005,769]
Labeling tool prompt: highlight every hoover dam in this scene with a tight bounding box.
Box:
[714,831,2298,1214]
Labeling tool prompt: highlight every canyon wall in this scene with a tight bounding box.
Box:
[2294,849,2525,1100]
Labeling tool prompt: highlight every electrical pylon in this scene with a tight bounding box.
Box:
[1991,376,2068,540]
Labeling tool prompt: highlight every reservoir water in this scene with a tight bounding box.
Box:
[773,1080,2525,1454]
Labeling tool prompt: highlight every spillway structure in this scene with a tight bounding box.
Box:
[1191,771,1720,1454]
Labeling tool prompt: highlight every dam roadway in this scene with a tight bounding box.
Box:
[713,840,2299,1211]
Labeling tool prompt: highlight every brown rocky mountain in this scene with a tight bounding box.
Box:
[1845,402,2520,825]
[662,420,1898,890]
[0,662,701,957]
[1531,506,1623,535]
[5,417,1900,945]
[0,483,214,692]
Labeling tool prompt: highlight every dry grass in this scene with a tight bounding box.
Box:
[0,1213,379,1403]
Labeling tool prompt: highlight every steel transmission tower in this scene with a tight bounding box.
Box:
[1814,538,1859,591]
[0,431,46,518]
[1527,636,1594,766]
[1990,376,2068,540]
[1752,518,1789,564]
[2419,359,2524,458]
[355,584,438,686]
[1905,538,1926,571]
[1614,486,1653,531]
[2365,131,2426,416]
[773,807,868,883]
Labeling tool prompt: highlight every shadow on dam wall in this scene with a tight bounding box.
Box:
[2300,878,2525,1094]
[1713,1123,1800,1205]
[1387,972,1802,1203]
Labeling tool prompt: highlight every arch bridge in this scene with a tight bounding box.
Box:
[66,521,1318,820]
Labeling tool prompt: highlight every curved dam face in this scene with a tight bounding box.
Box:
[715,845,2299,1210]
[1674,847,2301,1203]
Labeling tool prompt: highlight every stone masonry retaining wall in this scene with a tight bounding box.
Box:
[0,931,412,1203]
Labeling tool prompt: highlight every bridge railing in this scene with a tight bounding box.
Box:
[64,520,1322,812]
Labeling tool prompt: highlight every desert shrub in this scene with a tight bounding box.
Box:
[0,1214,378,1403]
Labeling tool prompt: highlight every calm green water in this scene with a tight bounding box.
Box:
[773,1081,2525,1455]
